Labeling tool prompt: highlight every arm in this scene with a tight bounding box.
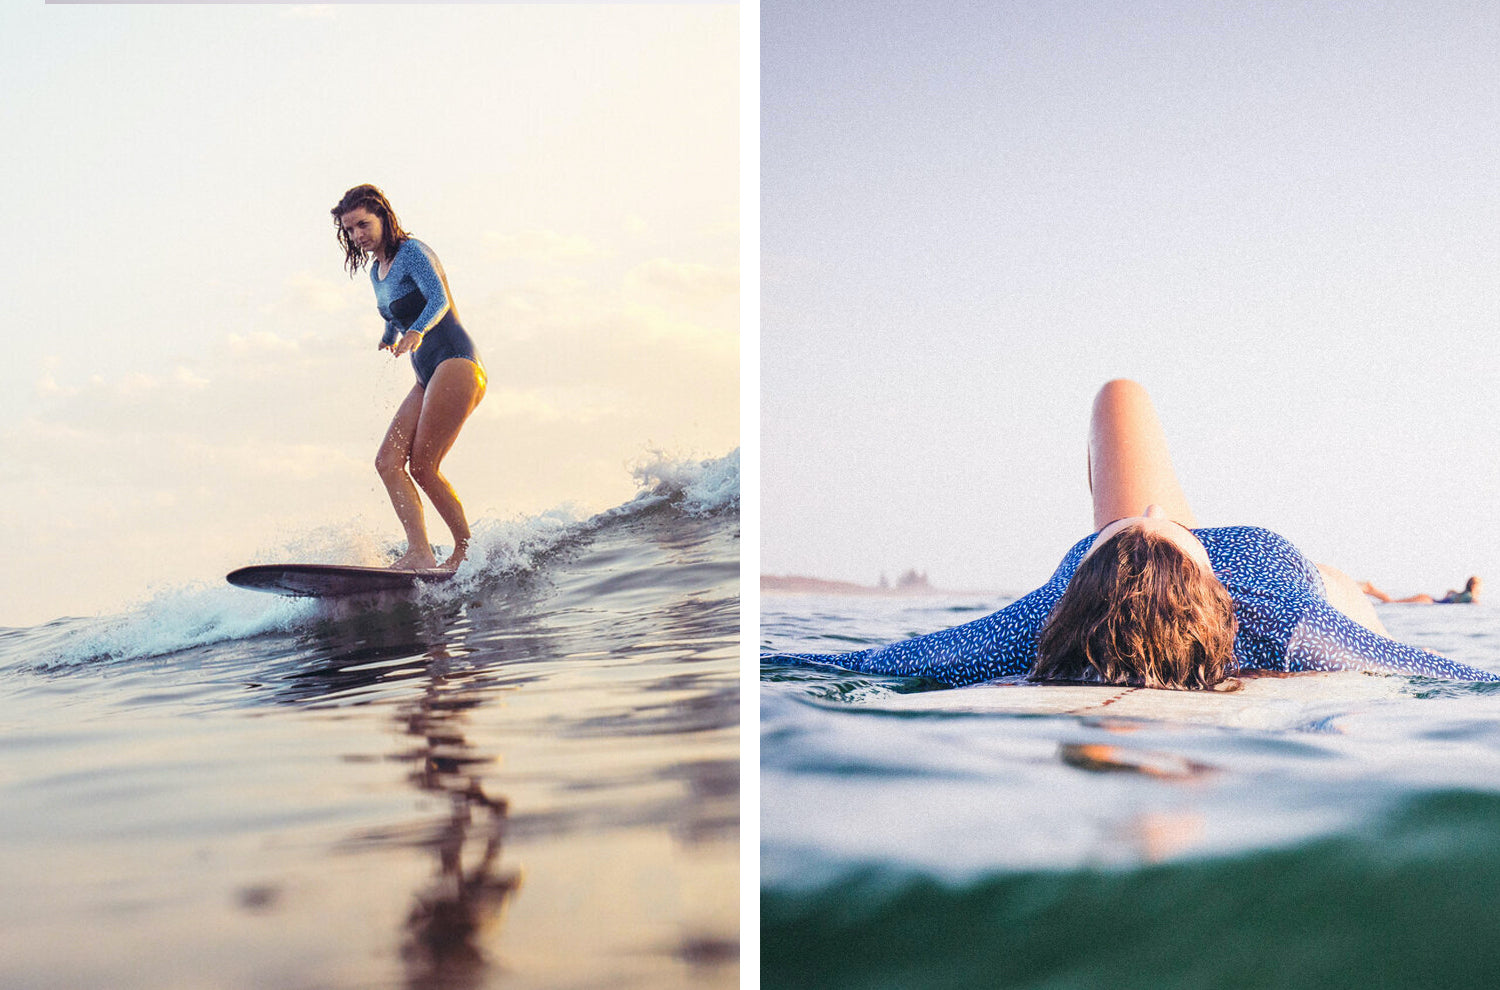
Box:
[762,584,1062,687]
[400,241,454,339]
[1287,596,1498,681]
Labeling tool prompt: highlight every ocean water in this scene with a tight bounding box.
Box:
[761,592,1500,990]
[0,452,739,990]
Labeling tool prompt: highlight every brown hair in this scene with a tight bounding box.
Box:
[331,184,410,277]
[1032,526,1239,690]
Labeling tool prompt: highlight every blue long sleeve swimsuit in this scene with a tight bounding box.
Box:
[371,238,483,387]
[768,526,1498,684]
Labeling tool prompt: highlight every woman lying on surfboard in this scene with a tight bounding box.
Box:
[766,379,1497,690]
[1360,576,1482,605]
[332,185,487,571]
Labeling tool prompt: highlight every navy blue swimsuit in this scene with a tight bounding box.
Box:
[768,526,1498,684]
[370,238,483,387]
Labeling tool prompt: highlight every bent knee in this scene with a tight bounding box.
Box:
[409,459,444,488]
[1095,378,1148,403]
[375,450,409,477]
[1091,378,1156,423]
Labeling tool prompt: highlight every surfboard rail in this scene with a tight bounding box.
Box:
[226,563,457,598]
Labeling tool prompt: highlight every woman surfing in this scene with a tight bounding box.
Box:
[332,184,487,571]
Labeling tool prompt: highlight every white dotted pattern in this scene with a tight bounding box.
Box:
[770,526,1498,685]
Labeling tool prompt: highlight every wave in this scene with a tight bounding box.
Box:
[763,789,1500,990]
[626,447,740,517]
[16,448,738,671]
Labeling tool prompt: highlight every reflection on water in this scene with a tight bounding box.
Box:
[386,645,518,989]
[0,496,738,989]
[1058,742,1218,780]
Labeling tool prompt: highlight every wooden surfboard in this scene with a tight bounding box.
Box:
[226,563,457,598]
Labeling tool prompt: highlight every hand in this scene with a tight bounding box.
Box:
[392,331,423,356]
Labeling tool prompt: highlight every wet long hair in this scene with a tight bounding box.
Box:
[331,184,410,277]
[1032,526,1239,691]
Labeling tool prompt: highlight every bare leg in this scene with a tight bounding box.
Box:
[1319,565,1390,635]
[1360,581,1437,605]
[376,382,438,568]
[408,359,487,569]
[1087,379,1197,530]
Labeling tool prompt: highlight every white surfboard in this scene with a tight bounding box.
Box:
[866,671,1408,730]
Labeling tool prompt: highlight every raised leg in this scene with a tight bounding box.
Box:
[1087,379,1198,530]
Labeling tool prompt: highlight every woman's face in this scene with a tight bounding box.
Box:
[339,206,384,257]
[1084,503,1213,570]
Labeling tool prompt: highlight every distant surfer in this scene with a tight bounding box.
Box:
[1360,576,1482,605]
[766,380,1498,688]
[332,185,487,571]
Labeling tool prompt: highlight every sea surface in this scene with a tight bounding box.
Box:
[762,592,1500,990]
[0,452,739,990]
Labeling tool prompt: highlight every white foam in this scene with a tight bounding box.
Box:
[37,447,740,667]
[624,447,741,517]
[45,582,314,668]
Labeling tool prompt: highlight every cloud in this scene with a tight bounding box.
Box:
[35,374,77,398]
[228,330,301,357]
[284,272,355,314]
[35,366,212,402]
[624,259,739,305]
[172,366,211,389]
[485,229,609,263]
[478,384,620,425]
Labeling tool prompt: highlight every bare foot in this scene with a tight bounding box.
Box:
[390,546,439,570]
[437,543,469,572]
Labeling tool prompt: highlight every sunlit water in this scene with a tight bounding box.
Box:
[0,452,739,990]
[762,592,1500,989]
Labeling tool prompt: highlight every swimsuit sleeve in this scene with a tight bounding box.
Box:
[399,241,454,338]
[380,321,402,349]
[761,535,1095,687]
[762,584,1063,686]
[1286,596,1499,681]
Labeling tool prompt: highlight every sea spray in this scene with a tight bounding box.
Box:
[30,449,739,671]
[627,448,741,517]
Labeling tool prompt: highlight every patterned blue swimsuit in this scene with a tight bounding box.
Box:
[768,526,1498,684]
[371,238,483,387]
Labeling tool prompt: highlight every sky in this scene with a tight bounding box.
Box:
[0,4,738,627]
[763,0,1499,597]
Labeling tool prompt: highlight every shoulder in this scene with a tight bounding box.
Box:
[1048,532,1100,587]
[1194,525,1299,556]
[402,237,439,260]
[398,238,446,274]
[1197,526,1320,595]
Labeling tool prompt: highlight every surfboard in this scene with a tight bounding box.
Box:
[864,671,1406,730]
[226,563,457,598]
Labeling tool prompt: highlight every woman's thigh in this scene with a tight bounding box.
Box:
[377,382,427,471]
[1087,379,1198,530]
[411,358,486,470]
